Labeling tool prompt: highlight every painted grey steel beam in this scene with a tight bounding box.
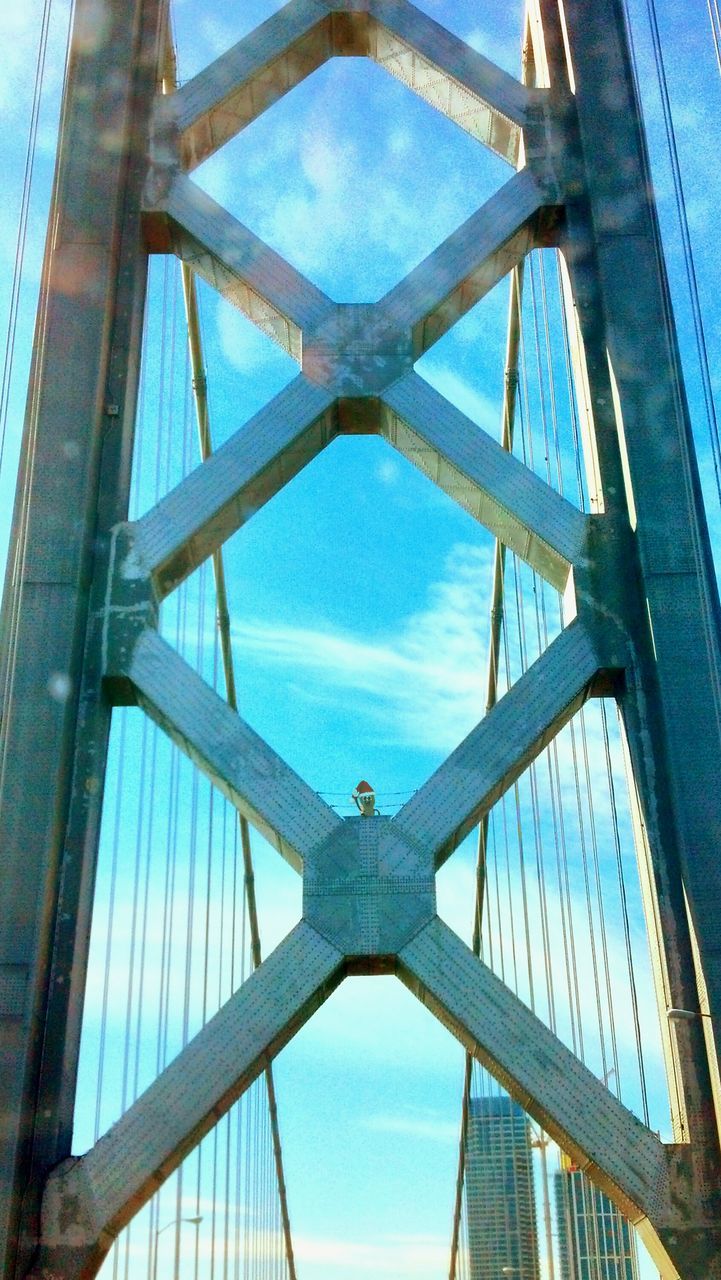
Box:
[120,629,341,872]
[381,371,585,591]
[366,0,527,161]
[557,0,721,1151]
[393,622,600,868]
[170,0,528,173]
[171,0,332,170]
[130,376,336,598]
[0,1,161,1275]
[381,169,547,355]
[396,916,708,1278]
[147,175,331,361]
[33,922,345,1280]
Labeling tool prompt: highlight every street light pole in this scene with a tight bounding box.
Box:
[152,1215,202,1280]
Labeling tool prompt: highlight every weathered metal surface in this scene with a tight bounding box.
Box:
[172,0,332,170]
[393,622,600,868]
[562,0,721,1119]
[150,175,332,360]
[0,1,162,1275]
[31,923,345,1280]
[129,376,336,597]
[397,916,721,1280]
[367,0,526,160]
[3,0,720,1272]
[382,169,547,352]
[304,816,435,955]
[381,370,586,590]
[170,0,528,173]
[116,629,342,873]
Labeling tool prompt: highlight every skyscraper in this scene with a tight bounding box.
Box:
[465,1095,540,1280]
[554,1158,638,1280]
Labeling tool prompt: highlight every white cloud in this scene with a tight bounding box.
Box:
[362,1110,458,1143]
[233,542,492,752]
[293,1230,450,1275]
[416,365,500,432]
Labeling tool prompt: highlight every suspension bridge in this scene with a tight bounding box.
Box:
[0,1,720,1278]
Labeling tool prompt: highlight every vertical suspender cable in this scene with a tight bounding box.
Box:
[180,263,297,1280]
[448,261,524,1280]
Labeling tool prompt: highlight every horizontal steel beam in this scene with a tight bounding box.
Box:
[393,622,600,867]
[120,630,342,872]
[381,371,586,590]
[34,922,345,1279]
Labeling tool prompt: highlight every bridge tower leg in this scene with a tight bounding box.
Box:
[0,1,163,1275]
[1,0,720,1277]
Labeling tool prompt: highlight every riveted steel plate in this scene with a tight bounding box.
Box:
[398,916,672,1227]
[39,923,344,1256]
[304,816,435,955]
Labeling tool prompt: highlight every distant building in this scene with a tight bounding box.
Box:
[465,1095,540,1280]
[554,1157,638,1279]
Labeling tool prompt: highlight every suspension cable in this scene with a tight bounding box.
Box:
[180,261,297,1280]
[448,260,524,1280]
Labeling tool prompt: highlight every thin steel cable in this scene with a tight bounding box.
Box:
[0,0,54,478]
[447,255,526,1280]
[600,701,650,1125]
[94,709,127,1141]
[181,261,298,1280]
[708,0,721,76]
[645,0,721,509]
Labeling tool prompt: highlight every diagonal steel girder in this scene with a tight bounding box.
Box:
[124,630,341,873]
[143,165,554,374]
[165,0,533,172]
[381,168,549,355]
[380,370,585,592]
[32,922,346,1280]
[146,174,332,362]
[33,906,694,1280]
[120,370,583,610]
[393,621,603,868]
[127,376,336,599]
[396,917,691,1274]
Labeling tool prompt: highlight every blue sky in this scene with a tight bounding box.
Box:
[1,2,720,1278]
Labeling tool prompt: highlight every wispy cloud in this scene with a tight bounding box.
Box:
[362,1111,458,1143]
[233,542,492,753]
[293,1230,451,1274]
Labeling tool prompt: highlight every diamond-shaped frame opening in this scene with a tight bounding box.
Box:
[193,56,513,302]
[159,436,500,803]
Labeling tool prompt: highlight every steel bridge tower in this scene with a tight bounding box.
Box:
[1,0,720,1276]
